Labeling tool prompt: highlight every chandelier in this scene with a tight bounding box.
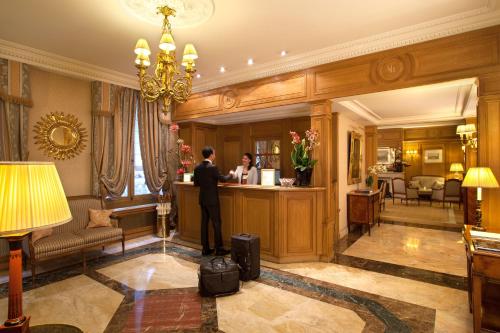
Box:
[133,5,198,112]
[456,123,477,151]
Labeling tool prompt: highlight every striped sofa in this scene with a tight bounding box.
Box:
[28,196,124,284]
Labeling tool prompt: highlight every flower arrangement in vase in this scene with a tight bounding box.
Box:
[289,129,320,186]
[366,164,387,189]
[169,123,194,180]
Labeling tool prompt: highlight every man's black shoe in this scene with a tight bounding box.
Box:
[202,248,214,256]
[215,248,230,256]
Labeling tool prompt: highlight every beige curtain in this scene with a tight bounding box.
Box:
[0,58,31,161]
[137,99,169,193]
[91,82,137,198]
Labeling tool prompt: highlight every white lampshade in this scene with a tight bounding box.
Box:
[159,33,176,52]
[134,38,151,56]
[462,167,499,188]
[0,162,72,235]
[182,43,198,60]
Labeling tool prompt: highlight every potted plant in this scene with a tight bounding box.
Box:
[290,129,320,186]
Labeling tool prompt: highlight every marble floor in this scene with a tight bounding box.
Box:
[0,240,472,332]
[342,224,467,277]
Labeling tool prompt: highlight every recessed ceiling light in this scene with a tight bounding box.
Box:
[280,50,287,57]
[247,58,254,65]
[219,66,226,73]
[196,73,201,79]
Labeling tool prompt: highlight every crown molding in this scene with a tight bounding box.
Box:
[0,39,139,89]
[0,2,498,91]
[193,1,500,93]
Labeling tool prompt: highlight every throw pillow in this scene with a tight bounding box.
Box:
[87,209,114,228]
[32,228,53,243]
[408,180,420,189]
[432,181,444,189]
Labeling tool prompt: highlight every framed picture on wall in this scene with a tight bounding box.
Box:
[348,131,362,185]
[377,147,395,164]
[423,149,443,163]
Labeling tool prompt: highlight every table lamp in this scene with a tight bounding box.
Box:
[450,163,464,179]
[0,162,72,332]
[462,167,499,230]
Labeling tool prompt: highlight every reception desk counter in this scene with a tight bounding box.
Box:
[175,182,326,263]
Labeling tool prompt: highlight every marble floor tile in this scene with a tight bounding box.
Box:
[97,253,199,290]
[217,281,366,333]
[0,275,123,333]
[262,261,472,333]
[342,224,467,276]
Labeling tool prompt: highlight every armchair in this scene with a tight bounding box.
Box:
[443,179,462,208]
[392,178,419,205]
[379,180,387,211]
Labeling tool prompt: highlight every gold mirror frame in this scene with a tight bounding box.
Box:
[348,131,362,185]
[33,112,88,160]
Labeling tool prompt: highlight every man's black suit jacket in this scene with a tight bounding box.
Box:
[193,161,231,206]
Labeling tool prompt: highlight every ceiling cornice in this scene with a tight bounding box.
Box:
[0,39,139,89]
[0,2,498,91]
[193,1,500,92]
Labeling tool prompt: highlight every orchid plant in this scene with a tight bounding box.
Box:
[169,123,194,176]
[289,129,320,171]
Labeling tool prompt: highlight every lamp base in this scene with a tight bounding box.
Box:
[0,316,30,332]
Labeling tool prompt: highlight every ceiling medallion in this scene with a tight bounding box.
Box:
[121,0,215,28]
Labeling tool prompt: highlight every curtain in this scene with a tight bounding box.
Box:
[0,58,32,161]
[91,81,137,198]
[137,99,169,193]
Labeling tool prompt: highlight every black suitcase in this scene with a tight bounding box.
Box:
[231,233,260,281]
[198,257,240,297]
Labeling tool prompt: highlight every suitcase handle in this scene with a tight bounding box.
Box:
[209,257,228,268]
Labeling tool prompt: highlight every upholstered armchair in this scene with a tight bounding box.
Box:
[431,187,444,206]
[392,178,419,205]
[443,179,462,208]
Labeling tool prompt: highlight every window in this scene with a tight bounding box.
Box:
[122,110,150,198]
[255,139,281,170]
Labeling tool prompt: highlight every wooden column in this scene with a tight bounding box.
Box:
[310,101,334,261]
[478,74,500,232]
[365,126,378,189]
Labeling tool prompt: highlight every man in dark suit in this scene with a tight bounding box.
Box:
[193,146,233,256]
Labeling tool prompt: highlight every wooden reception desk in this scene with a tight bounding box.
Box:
[175,182,326,263]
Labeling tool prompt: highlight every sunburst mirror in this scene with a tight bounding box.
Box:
[33,112,88,160]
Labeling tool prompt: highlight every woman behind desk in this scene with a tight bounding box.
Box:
[230,153,258,185]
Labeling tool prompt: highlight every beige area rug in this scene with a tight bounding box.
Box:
[381,200,463,227]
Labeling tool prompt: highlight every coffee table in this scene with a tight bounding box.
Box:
[418,188,433,205]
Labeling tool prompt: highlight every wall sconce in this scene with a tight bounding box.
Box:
[405,149,418,160]
[456,124,477,151]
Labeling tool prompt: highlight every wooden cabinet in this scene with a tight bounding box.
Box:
[347,191,380,236]
[176,182,326,263]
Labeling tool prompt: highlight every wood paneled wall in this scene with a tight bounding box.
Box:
[215,117,310,177]
[377,128,404,149]
[179,122,217,164]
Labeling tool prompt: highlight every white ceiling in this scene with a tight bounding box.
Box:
[0,0,499,92]
[333,78,478,128]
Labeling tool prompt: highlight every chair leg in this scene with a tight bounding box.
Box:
[82,250,86,273]
[31,259,36,288]
[122,237,125,256]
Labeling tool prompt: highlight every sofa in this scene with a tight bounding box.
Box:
[409,176,445,190]
[28,196,124,285]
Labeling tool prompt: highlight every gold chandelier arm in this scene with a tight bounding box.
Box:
[139,73,165,102]
[171,74,193,104]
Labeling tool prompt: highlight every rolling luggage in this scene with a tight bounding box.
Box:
[231,233,260,281]
[198,257,240,297]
